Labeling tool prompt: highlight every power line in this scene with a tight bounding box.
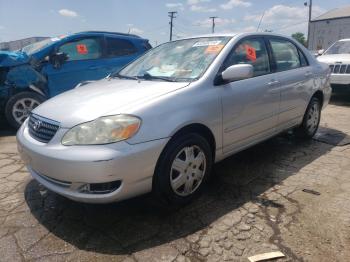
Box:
[173,27,187,39]
[270,20,308,32]
[168,11,177,41]
[174,22,198,35]
[173,25,188,35]
[141,25,169,34]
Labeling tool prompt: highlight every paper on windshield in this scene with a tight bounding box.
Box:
[50,37,61,42]
[205,44,224,54]
[147,65,176,77]
[192,40,222,47]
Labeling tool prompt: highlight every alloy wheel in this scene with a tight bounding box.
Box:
[12,98,40,124]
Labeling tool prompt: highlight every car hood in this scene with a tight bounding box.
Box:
[0,51,30,67]
[33,78,190,128]
[317,54,350,64]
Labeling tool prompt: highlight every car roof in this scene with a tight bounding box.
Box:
[72,31,145,40]
[175,32,295,41]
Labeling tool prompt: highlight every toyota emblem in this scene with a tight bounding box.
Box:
[33,119,42,131]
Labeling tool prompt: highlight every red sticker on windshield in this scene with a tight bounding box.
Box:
[76,44,88,54]
[245,44,256,61]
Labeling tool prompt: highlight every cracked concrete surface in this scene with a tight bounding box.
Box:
[0,94,349,262]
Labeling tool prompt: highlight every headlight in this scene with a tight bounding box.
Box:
[62,115,141,145]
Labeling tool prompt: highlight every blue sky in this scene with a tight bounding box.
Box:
[0,0,349,45]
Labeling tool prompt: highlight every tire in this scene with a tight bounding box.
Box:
[153,133,213,206]
[295,97,321,139]
[5,91,45,129]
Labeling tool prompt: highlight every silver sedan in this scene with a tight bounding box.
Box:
[17,33,331,205]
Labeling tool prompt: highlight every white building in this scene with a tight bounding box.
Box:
[309,6,350,51]
[0,36,48,51]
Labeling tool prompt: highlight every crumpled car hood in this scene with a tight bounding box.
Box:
[33,78,190,128]
[0,51,30,67]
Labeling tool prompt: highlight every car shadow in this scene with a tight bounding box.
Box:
[329,89,350,107]
[0,117,16,137]
[24,129,342,255]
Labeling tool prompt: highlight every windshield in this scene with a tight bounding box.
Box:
[117,37,231,82]
[325,40,350,55]
[21,37,61,55]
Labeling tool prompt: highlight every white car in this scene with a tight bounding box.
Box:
[317,39,350,88]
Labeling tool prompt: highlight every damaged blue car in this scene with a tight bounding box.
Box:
[0,31,151,128]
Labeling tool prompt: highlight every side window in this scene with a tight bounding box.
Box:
[298,49,308,67]
[105,37,137,58]
[224,38,270,77]
[58,38,102,61]
[269,38,301,72]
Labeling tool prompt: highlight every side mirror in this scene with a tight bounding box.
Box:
[49,52,68,69]
[221,64,254,83]
[317,49,324,56]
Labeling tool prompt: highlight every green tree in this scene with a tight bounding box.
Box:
[291,32,307,47]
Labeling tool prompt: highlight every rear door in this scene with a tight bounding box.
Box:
[267,37,313,130]
[220,37,281,154]
[43,36,105,96]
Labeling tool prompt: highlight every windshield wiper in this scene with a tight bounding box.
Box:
[112,73,139,80]
[137,72,176,82]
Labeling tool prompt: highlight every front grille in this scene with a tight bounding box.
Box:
[329,64,350,74]
[28,114,60,143]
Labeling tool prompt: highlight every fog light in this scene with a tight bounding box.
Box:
[79,180,122,194]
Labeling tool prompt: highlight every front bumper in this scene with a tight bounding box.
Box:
[330,74,350,85]
[17,121,169,203]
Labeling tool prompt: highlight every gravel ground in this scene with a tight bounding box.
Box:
[0,93,349,262]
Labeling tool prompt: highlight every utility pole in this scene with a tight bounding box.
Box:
[210,16,218,33]
[305,0,313,48]
[168,11,177,41]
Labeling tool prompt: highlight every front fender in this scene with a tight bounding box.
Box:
[126,84,222,151]
[6,64,48,96]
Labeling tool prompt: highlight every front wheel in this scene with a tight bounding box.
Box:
[295,97,321,139]
[153,133,213,206]
[5,92,45,129]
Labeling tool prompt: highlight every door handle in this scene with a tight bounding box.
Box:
[305,71,313,77]
[267,80,280,86]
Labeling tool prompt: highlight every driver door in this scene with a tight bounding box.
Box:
[220,37,281,154]
[43,37,106,97]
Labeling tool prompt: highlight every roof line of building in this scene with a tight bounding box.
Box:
[311,15,350,23]
[312,5,350,22]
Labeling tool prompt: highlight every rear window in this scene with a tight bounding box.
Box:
[105,37,137,57]
[269,38,301,72]
[143,41,152,50]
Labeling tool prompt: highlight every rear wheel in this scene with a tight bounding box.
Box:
[153,133,213,206]
[5,92,45,129]
[295,97,321,139]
